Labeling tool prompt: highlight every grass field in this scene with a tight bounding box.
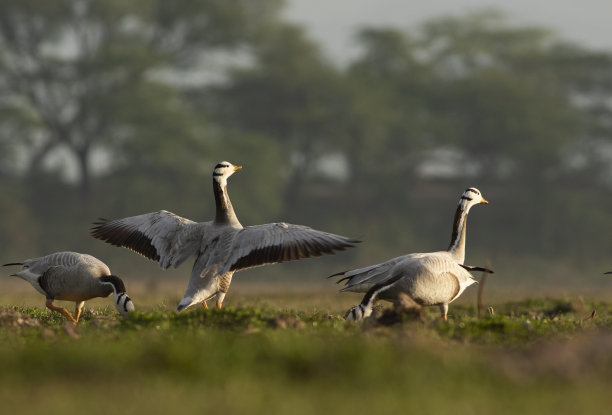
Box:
[1,282,612,415]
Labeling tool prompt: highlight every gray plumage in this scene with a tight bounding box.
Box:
[91,161,358,312]
[334,187,488,321]
[3,251,134,323]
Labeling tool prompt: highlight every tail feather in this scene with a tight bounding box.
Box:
[460,264,494,274]
[327,270,347,279]
[335,275,352,285]
[328,270,355,285]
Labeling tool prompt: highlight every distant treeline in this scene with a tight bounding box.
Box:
[1,1,611,283]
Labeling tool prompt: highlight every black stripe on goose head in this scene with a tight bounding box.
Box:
[213,161,241,178]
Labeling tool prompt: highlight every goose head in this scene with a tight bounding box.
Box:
[213,161,242,185]
[99,275,135,318]
[459,187,488,211]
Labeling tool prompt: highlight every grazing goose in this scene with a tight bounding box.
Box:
[3,251,134,323]
[331,187,489,321]
[91,161,358,312]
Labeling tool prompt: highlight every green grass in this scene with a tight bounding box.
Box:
[1,297,612,415]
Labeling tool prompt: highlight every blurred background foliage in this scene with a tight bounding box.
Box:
[1,1,612,291]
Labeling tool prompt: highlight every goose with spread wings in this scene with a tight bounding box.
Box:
[331,187,490,321]
[91,161,358,312]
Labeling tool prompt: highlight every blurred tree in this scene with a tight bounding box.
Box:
[2,2,612,275]
[0,0,284,256]
[418,10,611,183]
[346,11,612,185]
[430,68,579,181]
[0,0,283,200]
[346,28,432,186]
[205,24,353,214]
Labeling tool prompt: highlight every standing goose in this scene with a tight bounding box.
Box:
[3,251,134,323]
[331,187,489,321]
[91,161,358,312]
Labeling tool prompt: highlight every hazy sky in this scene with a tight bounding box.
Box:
[284,0,612,63]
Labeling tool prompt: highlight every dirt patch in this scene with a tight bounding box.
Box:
[268,316,306,329]
[0,309,41,328]
[368,293,427,326]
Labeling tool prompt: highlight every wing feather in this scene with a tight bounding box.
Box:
[90,210,203,269]
[38,265,65,298]
[336,261,397,292]
[224,223,358,273]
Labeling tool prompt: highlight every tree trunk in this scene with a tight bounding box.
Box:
[75,145,92,213]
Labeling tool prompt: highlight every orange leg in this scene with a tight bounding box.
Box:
[202,301,209,310]
[46,300,77,324]
[216,292,226,310]
[74,301,85,323]
[440,304,449,321]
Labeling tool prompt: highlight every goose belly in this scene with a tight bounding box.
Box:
[53,289,103,302]
[51,283,109,302]
[183,272,234,305]
[378,272,462,306]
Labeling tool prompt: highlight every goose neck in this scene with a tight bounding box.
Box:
[95,280,115,298]
[213,178,241,226]
[447,203,470,263]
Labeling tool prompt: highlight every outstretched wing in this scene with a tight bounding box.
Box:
[220,222,358,274]
[90,210,203,269]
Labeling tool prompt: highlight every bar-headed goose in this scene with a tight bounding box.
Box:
[3,251,134,323]
[332,187,489,321]
[91,161,358,312]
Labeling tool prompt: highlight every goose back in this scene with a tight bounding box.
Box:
[339,251,475,306]
[39,265,113,302]
[376,253,476,306]
[34,252,112,301]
